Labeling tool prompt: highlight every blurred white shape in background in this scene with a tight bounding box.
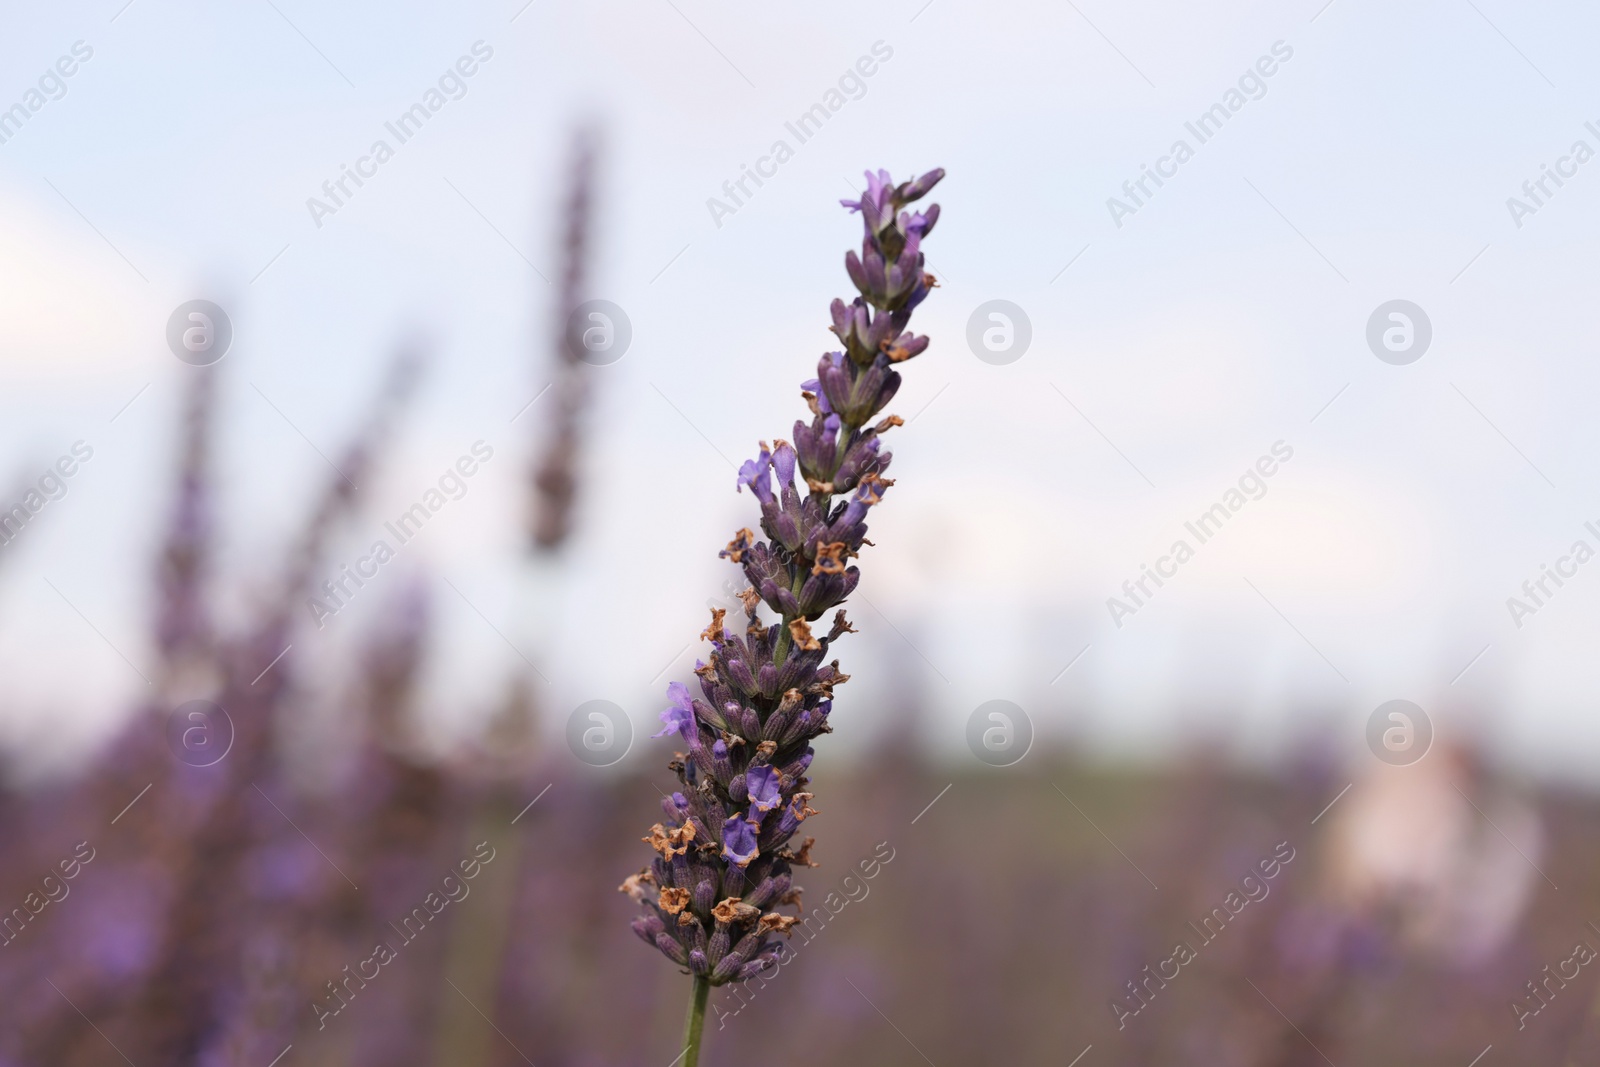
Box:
[1329,740,1543,967]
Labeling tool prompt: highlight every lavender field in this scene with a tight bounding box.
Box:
[7,681,1600,1066]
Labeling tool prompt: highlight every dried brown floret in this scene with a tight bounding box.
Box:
[783,836,818,868]
[711,897,761,925]
[857,472,894,504]
[617,869,656,903]
[642,822,696,860]
[788,618,821,652]
[759,913,801,937]
[789,793,819,822]
[701,607,726,643]
[721,528,756,563]
[827,610,857,641]
[811,541,848,576]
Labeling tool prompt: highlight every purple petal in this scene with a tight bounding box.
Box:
[653,682,696,739]
[900,167,945,202]
[736,447,774,504]
[773,443,796,489]
[721,815,759,867]
[662,791,691,822]
[745,765,782,816]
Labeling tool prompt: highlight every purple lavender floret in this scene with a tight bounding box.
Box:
[625,167,943,986]
[653,681,696,739]
[745,765,782,817]
[720,816,759,867]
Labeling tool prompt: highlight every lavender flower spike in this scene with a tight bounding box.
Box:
[624,167,944,1067]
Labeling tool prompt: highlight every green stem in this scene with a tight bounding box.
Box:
[680,976,711,1067]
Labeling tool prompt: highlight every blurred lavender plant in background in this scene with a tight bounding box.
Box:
[529,127,599,553]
